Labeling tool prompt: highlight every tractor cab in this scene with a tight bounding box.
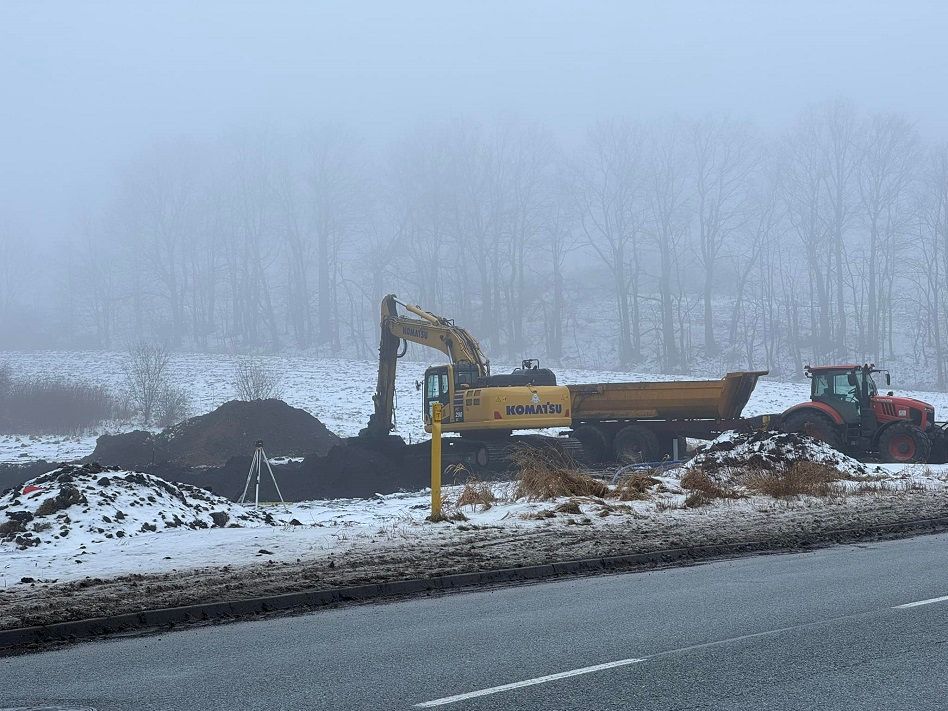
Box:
[808,364,881,425]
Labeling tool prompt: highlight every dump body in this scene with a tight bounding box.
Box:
[569,371,767,422]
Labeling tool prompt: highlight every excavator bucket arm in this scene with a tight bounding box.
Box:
[362,294,490,437]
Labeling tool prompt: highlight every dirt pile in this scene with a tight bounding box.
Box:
[88,399,339,469]
[0,462,275,550]
[684,430,874,479]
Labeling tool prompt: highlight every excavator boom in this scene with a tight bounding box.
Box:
[363,294,490,437]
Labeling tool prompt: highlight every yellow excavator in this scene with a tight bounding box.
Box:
[361,294,573,467]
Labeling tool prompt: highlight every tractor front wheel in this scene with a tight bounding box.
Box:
[780,410,842,450]
[878,422,931,464]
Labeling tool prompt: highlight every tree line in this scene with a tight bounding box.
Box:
[6,100,948,389]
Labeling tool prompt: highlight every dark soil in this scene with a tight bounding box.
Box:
[8,401,480,501]
[86,399,339,469]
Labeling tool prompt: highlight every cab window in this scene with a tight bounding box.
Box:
[424,370,449,403]
[813,373,858,402]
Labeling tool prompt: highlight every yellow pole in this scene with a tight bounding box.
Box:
[431,402,443,520]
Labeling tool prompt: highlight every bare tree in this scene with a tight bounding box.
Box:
[857,113,920,360]
[573,120,645,366]
[123,343,173,425]
[645,123,692,371]
[690,117,754,356]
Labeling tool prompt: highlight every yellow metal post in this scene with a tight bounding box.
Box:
[431,402,443,520]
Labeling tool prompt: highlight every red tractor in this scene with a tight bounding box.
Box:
[780,364,948,463]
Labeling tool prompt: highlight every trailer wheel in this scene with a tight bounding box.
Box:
[878,422,931,463]
[571,425,609,464]
[613,425,660,465]
[780,410,842,450]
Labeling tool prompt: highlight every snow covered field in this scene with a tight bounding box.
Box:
[4,350,948,463]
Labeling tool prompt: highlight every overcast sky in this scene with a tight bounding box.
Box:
[3,0,948,241]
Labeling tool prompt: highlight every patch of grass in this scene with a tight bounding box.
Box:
[684,490,716,508]
[511,445,609,501]
[455,477,497,511]
[613,472,660,501]
[743,460,841,498]
[553,499,582,515]
[680,468,741,501]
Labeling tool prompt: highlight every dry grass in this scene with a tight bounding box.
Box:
[614,472,660,501]
[511,445,609,501]
[455,477,497,511]
[742,461,841,498]
[680,469,740,501]
[553,500,582,514]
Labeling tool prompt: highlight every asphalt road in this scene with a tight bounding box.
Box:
[1,533,947,710]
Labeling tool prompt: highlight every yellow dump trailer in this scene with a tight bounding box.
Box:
[566,371,769,464]
[568,371,767,421]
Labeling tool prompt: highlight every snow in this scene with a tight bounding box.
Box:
[4,350,948,463]
[4,460,947,587]
[681,430,882,479]
[0,464,275,553]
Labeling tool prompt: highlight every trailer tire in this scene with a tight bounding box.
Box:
[613,425,660,465]
[780,410,842,450]
[571,425,609,464]
[878,422,931,464]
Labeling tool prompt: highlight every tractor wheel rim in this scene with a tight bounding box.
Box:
[890,434,916,460]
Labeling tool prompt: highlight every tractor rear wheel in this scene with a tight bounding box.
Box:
[780,410,843,450]
[613,425,660,465]
[571,425,609,464]
[878,422,931,464]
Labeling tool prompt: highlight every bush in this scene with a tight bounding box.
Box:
[0,376,117,434]
[155,384,191,428]
[233,358,283,401]
[0,363,11,399]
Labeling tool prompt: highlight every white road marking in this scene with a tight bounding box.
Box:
[894,594,948,609]
[413,657,646,707]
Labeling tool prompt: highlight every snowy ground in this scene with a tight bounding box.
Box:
[4,460,947,589]
[4,350,948,463]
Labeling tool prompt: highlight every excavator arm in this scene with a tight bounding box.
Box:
[363,294,490,437]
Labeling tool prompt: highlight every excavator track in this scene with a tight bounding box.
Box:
[481,434,586,471]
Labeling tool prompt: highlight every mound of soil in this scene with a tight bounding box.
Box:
[0,463,275,550]
[683,430,874,481]
[88,399,339,469]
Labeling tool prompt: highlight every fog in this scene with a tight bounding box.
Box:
[4,1,948,386]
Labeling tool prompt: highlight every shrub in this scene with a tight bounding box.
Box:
[0,363,11,399]
[0,375,117,434]
[511,445,609,500]
[155,384,191,428]
[233,358,283,401]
